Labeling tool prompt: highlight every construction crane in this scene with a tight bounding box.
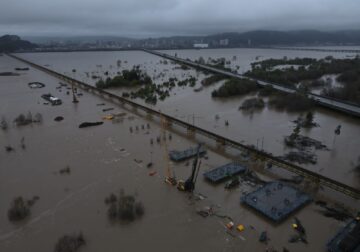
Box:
[160,113,177,186]
[177,144,202,192]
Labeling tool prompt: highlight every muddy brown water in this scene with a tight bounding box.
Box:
[18,49,360,188]
[0,53,359,252]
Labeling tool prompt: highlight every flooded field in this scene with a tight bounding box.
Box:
[0,52,359,251]
[0,51,359,252]
[18,48,360,188]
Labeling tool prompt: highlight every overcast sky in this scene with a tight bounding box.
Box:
[0,0,359,37]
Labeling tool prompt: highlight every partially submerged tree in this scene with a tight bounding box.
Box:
[8,197,30,221]
[54,233,85,252]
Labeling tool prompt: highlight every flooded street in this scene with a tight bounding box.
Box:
[18,48,360,188]
[1,52,359,252]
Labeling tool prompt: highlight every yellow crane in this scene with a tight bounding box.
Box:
[160,113,177,185]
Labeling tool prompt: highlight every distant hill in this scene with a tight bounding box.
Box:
[12,30,360,51]
[0,35,37,52]
[203,30,360,46]
[138,30,360,48]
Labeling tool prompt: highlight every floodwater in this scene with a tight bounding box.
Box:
[18,48,360,189]
[0,53,359,252]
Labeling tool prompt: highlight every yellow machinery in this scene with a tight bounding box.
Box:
[160,113,177,185]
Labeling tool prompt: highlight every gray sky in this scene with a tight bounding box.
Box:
[0,0,359,37]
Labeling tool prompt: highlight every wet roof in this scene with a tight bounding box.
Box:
[241,182,312,222]
[327,219,360,252]
[169,145,206,162]
[203,163,247,183]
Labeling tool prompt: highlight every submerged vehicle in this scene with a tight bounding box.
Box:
[41,93,62,105]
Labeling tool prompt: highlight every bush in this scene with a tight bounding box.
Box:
[269,93,314,112]
[95,65,152,89]
[105,190,144,222]
[239,98,265,111]
[201,74,227,86]
[54,233,85,252]
[212,78,257,97]
[258,85,276,97]
[8,197,30,221]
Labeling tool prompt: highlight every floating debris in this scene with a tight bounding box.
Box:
[281,151,317,165]
[317,204,353,221]
[0,72,20,76]
[102,108,114,112]
[149,171,157,176]
[78,122,103,128]
[54,116,64,122]
[5,145,14,152]
[15,67,29,71]
[59,166,71,175]
[28,82,45,88]
[102,115,114,120]
[284,135,328,151]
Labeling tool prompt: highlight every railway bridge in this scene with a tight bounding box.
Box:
[7,53,360,200]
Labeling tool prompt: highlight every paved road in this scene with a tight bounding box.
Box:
[144,49,360,118]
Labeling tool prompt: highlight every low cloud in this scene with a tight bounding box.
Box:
[0,0,359,37]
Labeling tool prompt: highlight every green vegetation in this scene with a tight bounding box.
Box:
[7,196,39,222]
[211,78,258,97]
[96,65,152,89]
[55,233,85,252]
[105,189,144,222]
[201,74,228,86]
[321,68,360,104]
[268,92,314,112]
[239,98,265,111]
[257,85,277,97]
[251,57,316,70]
[177,76,196,87]
[246,56,360,103]
[121,76,197,105]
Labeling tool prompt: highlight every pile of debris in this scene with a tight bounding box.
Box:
[284,135,328,151]
[315,201,353,221]
[281,151,317,165]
